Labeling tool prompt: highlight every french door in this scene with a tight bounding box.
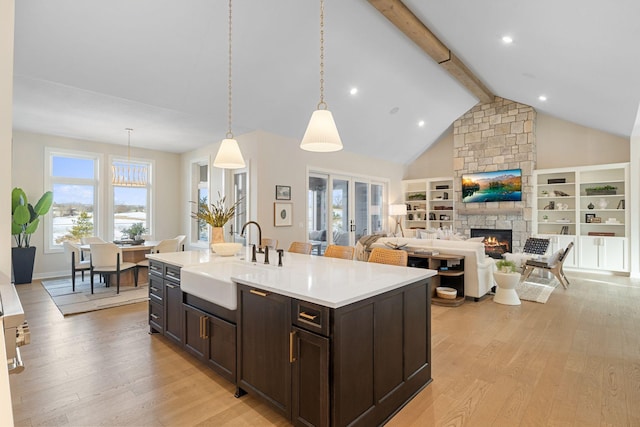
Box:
[308,171,386,252]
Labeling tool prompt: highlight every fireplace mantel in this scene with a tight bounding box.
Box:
[457,208,524,216]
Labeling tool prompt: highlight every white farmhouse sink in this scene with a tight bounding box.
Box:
[181,261,273,310]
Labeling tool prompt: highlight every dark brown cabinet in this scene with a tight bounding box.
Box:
[238,280,431,427]
[147,260,183,345]
[292,326,329,427]
[183,302,236,384]
[237,286,292,419]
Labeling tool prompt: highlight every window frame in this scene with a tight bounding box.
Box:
[44,147,102,254]
[108,154,154,242]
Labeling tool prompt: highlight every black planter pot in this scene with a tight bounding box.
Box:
[12,246,37,284]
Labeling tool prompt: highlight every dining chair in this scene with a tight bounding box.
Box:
[89,243,138,294]
[288,241,313,255]
[136,238,181,268]
[368,247,408,266]
[80,236,106,260]
[323,244,355,260]
[261,238,278,250]
[174,234,187,251]
[63,241,90,291]
[521,242,574,289]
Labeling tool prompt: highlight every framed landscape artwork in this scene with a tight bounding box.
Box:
[276,185,291,200]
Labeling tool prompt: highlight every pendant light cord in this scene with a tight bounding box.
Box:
[227,0,234,139]
[126,128,133,162]
[318,0,327,110]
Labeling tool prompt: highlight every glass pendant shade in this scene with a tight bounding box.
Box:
[213,138,245,169]
[300,109,343,152]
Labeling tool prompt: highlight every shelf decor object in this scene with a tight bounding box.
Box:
[213,0,245,169]
[585,185,616,195]
[300,0,342,152]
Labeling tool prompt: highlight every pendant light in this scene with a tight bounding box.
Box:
[112,128,148,187]
[300,0,343,152]
[213,0,246,169]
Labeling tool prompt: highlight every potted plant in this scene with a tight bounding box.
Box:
[493,259,521,305]
[122,222,147,240]
[191,192,241,244]
[585,185,617,196]
[11,187,54,284]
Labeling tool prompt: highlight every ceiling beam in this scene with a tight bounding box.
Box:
[368,0,494,104]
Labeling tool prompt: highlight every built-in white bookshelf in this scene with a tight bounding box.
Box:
[402,177,454,232]
[533,162,629,272]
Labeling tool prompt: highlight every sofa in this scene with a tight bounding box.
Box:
[369,237,497,299]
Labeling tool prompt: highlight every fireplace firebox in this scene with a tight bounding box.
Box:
[470,228,513,259]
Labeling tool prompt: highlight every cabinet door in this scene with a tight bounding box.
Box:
[602,237,627,271]
[579,236,601,268]
[292,326,329,427]
[164,281,183,344]
[238,286,291,418]
[183,304,207,360]
[207,315,236,384]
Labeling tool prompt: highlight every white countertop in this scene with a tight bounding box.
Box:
[149,249,436,309]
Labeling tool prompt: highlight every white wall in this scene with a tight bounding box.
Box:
[1,2,16,425]
[180,130,405,251]
[11,131,182,279]
[406,112,630,180]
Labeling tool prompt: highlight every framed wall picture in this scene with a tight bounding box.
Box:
[274,202,293,227]
[276,185,291,200]
[585,213,596,223]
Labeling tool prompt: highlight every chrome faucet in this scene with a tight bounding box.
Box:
[241,221,263,253]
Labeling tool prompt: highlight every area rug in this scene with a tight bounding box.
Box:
[42,277,148,316]
[516,276,558,304]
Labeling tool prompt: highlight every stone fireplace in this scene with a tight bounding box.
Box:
[471,228,513,259]
[453,97,536,252]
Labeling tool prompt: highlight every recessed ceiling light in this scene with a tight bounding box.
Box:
[502,36,513,44]
[349,87,358,95]
[418,120,425,127]
[389,107,399,115]
[538,95,547,101]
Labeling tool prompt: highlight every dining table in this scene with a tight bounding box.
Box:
[80,240,159,286]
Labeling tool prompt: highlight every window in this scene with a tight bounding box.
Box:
[111,158,152,240]
[192,162,209,244]
[45,149,100,252]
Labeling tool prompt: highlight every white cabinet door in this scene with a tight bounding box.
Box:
[602,237,627,271]
[579,236,628,272]
[579,236,601,268]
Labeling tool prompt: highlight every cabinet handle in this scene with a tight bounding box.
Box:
[150,286,159,292]
[203,316,209,339]
[199,316,204,339]
[166,271,178,279]
[250,289,269,297]
[166,283,177,289]
[150,313,159,320]
[299,312,317,321]
[289,331,296,363]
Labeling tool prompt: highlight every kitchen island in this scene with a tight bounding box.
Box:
[147,249,435,426]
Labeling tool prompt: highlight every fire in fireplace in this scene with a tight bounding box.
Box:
[470,228,513,259]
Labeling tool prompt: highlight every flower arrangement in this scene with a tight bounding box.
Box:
[191,192,241,227]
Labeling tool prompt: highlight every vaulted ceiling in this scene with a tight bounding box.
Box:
[12,0,640,165]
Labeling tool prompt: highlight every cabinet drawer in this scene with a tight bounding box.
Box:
[149,300,164,332]
[292,299,330,337]
[149,260,163,276]
[149,275,164,301]
[165,264,181,282]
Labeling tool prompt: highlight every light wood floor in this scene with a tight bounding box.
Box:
[9,270,640,426]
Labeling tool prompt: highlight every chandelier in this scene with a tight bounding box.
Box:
[111,128,148,187]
